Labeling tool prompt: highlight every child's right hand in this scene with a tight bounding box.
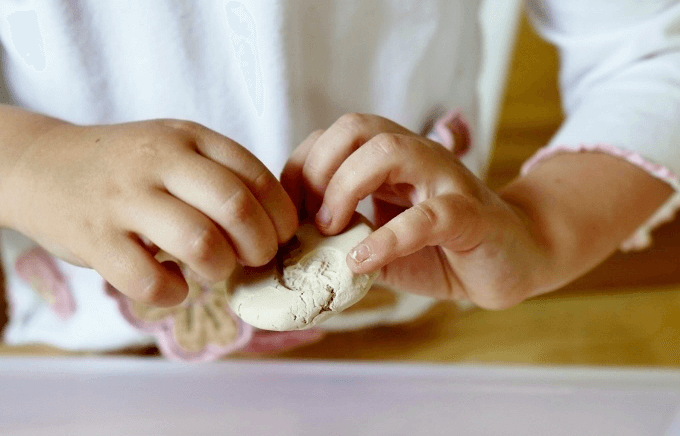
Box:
[1,117,298,306]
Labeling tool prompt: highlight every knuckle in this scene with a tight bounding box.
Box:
[332,177,362,207]
[137,270,169,305]
[135,140,163,159]
[101,181,124,203]
[413,202,439,228]
[382,225,400,252]
[338,112,368,130]
[306,129,325,142]
[161,119,202,134]
[188,226,221,263]
[372,133,403,156]
[221,189,256,224]
[250,168,278,196]
[440,196,487,249]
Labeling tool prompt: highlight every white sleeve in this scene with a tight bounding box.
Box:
[522,0,680,250]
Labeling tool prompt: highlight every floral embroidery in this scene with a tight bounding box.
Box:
[106,261,253,362]
[15,246,75,320]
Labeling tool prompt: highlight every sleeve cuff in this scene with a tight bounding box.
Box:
[521,143,680,251]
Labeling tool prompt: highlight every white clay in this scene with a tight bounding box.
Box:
[226,215,379,331]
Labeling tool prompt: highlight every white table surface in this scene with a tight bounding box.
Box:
[2,358,680,435]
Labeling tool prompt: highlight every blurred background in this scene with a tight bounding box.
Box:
[2,8,680,367]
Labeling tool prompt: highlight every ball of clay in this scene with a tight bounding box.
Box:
[226,215,378,331]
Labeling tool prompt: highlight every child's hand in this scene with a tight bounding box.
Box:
[281,114,551,309]
[3,119,298,306]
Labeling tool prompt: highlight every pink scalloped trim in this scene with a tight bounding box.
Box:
[14,246,75,320]
[239,329,326,355]
[104,282,254,363]
[521,143,680,250]
[430,109,472,157]
[521,144,680,184]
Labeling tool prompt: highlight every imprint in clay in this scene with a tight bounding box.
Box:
[227,214,379,331]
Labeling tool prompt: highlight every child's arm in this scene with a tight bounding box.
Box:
[0,104,298,306]
[281,114,673,309]
[498,152,673,297]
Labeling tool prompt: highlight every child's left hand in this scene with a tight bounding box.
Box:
[281,114,550,309]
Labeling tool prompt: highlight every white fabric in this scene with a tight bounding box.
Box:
[0,0,484,176]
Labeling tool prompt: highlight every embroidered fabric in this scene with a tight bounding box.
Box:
[103,250,253,362]
[521,144,680,251]
[105,278,253,363]
[14,246,76,320]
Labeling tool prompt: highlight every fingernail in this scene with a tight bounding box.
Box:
[349,244,370,263]
[316,205,332,227]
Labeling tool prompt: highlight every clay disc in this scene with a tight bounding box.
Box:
[226,215,378,331]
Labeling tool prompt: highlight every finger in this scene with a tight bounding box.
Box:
[301,113,411,216]
[346,194,488,275]
[93,235,189,307]
[318,133,450,234]
[192,126,298,244]
[280,129,324,216]
[123,191,238,280]
[162,155,280,266]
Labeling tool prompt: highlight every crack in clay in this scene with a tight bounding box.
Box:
[297,293,310,324]
[308,285,336,325]
[319,286,335,313]
[226,219,379,331]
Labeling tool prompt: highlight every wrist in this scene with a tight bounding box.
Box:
[498,184,574,298]
[0,106,70,230]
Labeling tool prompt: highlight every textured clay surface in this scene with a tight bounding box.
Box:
[226,215,378,331]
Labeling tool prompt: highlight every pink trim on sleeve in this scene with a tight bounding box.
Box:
[521,143,680,184]
[14,247,76,320]
[429,109,472,157]
[521,144,680,251]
